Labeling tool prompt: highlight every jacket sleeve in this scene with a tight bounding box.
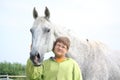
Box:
[26,58,43,80]
[73,61,83,80]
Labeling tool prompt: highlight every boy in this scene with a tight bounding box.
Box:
[26,36,83,80]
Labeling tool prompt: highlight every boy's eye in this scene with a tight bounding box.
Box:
[56,43,67,49]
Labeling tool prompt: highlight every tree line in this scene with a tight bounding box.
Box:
[0,61,26,75]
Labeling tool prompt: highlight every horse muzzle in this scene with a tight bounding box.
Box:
[30,51,42,66]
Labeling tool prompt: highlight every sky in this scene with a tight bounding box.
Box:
[0,0,120,65]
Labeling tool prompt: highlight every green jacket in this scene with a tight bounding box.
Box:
[26,58,83,80]
[26,59,42,80]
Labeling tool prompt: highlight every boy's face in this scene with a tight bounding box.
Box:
[54,42,68,58]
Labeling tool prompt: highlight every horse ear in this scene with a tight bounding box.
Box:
[33,7,38,19]
[45,7,50,19]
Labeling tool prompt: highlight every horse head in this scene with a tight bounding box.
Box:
[30,7,56,65]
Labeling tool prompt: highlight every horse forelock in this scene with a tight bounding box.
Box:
[33,17,50,26]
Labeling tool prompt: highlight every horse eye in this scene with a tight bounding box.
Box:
[44,28,50,33]
[47,29,50,32]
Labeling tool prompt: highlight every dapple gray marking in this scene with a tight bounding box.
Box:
[30,7,120,80]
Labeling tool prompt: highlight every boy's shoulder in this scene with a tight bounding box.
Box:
[67,58,78,64]
[42,57,54,63]
[67,58,75,61]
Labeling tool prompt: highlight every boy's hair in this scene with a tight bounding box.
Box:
[52,37,70,51]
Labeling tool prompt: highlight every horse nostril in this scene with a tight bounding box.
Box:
[37,53,40,59]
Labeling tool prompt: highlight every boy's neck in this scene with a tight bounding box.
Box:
[55,57,67,62]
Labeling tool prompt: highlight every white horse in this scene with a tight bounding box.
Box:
[30,7,120,80]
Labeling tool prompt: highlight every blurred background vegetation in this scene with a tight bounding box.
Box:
[0,61,26,80]
[0,61,25,75]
